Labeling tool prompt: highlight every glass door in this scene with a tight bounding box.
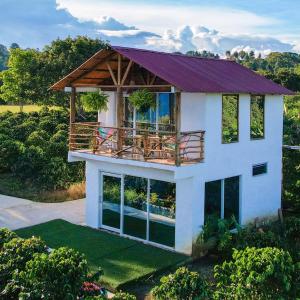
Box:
[101,173,122,232]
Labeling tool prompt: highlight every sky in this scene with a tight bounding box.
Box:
[0,0,299,55]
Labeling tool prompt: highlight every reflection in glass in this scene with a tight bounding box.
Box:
[222,94,239,143]
[149,180,176,247]
[251,95,265,139]
[224,176,240,222]
[123,176,148,239]
[102,175,121,230]
[205,180,222,221]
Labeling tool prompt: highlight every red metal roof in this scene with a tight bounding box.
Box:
[112,46,293,95]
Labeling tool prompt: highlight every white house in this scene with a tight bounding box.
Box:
[51,46,293,255]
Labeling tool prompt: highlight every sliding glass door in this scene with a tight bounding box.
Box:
[100,172,176,248]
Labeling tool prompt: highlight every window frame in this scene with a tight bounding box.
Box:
[252,163,268,176]
[250,94,265,140]
[222,94,239,144]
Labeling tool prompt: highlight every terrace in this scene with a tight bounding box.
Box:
[51,46,205,166]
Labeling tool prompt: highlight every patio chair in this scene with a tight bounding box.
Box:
[162,134,191,161]
[93,127,117,154]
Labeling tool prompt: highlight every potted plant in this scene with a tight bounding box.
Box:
[81,91,109,112]
[128,89,156,113]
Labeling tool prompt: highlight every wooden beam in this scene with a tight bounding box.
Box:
[121,60,133,85]
[116,86,124,151]
[174,91,181,166]
[70,87,76,123]
[117,54,122,85]
[106,62,117,85]
[150,75,157,85]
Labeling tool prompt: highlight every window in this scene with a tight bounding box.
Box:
[124,93,175,131]
[205,176,240,223]
[250,95,265,139]
[252,163,267,176]
[222,94,239,143]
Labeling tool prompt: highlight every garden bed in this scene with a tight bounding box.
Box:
[16,219,188,290]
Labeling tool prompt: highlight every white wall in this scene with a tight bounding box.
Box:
[98,91,116,127]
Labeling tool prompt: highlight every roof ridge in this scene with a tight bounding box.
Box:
[111,45,229,62]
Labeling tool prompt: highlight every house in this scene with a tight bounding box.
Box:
[51,46,293,255]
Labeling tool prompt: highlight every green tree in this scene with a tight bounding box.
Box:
[0,44,9,71]
[0,48,41,111]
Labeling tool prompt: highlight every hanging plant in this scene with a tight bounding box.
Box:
[128,89,156,113]
[81,91,109,112]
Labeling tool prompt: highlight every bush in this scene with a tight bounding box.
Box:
[6,247,88,299]
[214,247,295,299]
[0,228,17,249]
[113,291,137,300]
[151,267,211,300]
[0,237,46,290]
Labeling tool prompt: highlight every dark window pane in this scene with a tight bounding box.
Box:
[251,95,265,139]
[205,180,221,221]
[123,176,148,239]
[253,163,267,176]
[222,95,239,143]
[224,176,239,222]
[149,180,176,247]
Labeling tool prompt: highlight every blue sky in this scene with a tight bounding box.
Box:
[0,0,299,55]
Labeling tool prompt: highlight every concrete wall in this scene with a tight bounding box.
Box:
[75,92,283,255]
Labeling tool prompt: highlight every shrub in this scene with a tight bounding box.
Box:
[113,291,136,300]
[0,237,46,290]
[0,228,17,249]
[214,247,295,299]
[151,267,211,300]
[8,247,88,299]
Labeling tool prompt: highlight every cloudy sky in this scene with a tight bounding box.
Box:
[0,0,299,55]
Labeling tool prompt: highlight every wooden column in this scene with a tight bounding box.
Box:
[175,91,181,166]
[69,87,76,150]
[116,86,124,151]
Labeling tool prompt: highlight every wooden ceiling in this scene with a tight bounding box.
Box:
[51,49,172,92]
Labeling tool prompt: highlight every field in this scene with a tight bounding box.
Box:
[0,105,58,113]
[16,219,188,290]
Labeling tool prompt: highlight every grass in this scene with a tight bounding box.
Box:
[0,173,85,202]
[0,105,58,113]
[16,219,188,289]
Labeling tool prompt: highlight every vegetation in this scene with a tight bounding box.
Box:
[81,91,109,112]
[128,89,156,113]
[151,267,210,300]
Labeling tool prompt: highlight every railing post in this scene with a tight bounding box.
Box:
[175,91,181,166]
[69,87,76,150]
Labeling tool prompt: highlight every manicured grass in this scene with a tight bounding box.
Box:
[16,219,188,289]
[0,105,58,113]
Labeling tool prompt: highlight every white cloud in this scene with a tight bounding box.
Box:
[56,0,278,36]
[144,26,295,56]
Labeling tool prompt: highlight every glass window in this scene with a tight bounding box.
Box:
[222,95,239,143]
[102,175,121,230]
[250,95,265,139]
[253,163,267,176]
[123,176,148,239]
[158,93,175,131]
[205,180,222,222]
[149,180,176,247]
[224,176,240,222]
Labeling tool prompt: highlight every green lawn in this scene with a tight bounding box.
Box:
[16,219,187,289]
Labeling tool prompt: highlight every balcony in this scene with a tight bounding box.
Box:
[69,122,205,166]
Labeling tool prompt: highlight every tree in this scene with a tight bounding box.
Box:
[0,48,41,111]
[0,44,9,71]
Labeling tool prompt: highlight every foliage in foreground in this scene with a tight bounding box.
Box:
[151,267,211,300]
[214,247,297,300]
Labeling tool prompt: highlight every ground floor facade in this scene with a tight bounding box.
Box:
[74,151,281,255]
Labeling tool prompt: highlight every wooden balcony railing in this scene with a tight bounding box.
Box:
[69,122,205,166]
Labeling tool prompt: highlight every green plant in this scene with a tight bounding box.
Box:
[128,89,155,113]
[0,228,17,249]
[7,247,88,299]
[0,237,46,290]
[81,91,109,112]
[214,247,295,299]
[151,267,211,300]
[113,291,136,300]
